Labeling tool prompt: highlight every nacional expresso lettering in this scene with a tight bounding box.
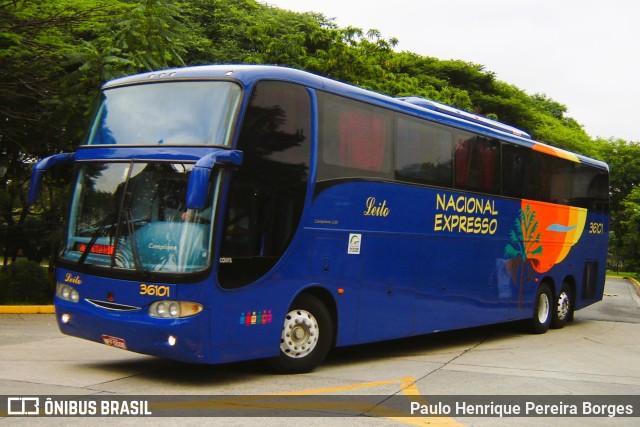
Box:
[433,193,499,235]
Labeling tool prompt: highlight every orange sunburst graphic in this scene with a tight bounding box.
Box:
[504,201,587,308]
[520,200,587,273]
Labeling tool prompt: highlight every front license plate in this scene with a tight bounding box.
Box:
[102,334,127,350]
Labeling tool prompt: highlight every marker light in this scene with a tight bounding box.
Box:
[149,301,203,319]
[56,283,80,303]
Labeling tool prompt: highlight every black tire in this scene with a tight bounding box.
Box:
[269,294,333,374]
[551,283,573,329]
[529,283,552,334]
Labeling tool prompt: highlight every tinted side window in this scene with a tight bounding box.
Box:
[503,143,541,199]
[541,156,575,204]
[219,81,311,288]
[454,132,500,194]
[395,115,453,187]
[317,92,392,181]
[542,157,609,212]
[569,165,609,212]
[503,143,609,213]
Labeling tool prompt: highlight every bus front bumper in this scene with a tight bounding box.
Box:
[54,297,212,364]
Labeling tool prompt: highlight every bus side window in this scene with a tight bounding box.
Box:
[503,143,531,199]
[395,115,453,187]
[317,93,393,182]
[454,133,500,194]
[337,110,390,172]
[219,81,311,288]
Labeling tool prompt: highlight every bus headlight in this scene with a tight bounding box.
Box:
[149,301,203,319]
[56,282,80,303]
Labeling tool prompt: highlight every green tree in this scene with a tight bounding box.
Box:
[618,187,640,271]
[1,0,636,272]
[0,0,204,265]
[1,0,115,264]
[114,0,192,71]
[599,139,640,271]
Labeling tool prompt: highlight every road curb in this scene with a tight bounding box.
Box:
[627,277,640,296]
[0,305,54,314]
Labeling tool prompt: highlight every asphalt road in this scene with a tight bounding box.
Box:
[0,277,638,426]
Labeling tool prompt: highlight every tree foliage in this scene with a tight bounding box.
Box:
[1,0,639,270]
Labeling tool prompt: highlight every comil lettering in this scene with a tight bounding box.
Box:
[434,193,499,235]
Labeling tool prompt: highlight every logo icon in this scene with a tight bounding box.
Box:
[348,233,361,255]
[7,397,40,415]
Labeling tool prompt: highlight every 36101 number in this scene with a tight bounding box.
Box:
[139,284,170,297]
[589,222,605,234]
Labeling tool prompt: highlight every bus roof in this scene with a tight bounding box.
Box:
[102,64,608,171]
[397,97,532,139]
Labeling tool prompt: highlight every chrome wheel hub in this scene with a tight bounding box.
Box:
[557,291,570,320]
[280,309,319,359]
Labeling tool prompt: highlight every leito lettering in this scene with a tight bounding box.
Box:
[363,197,390,217]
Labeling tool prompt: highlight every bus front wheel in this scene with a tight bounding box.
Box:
[529,283,552,334]
[269,294,333,374]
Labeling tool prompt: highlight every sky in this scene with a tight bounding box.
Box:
[259,0,640,142]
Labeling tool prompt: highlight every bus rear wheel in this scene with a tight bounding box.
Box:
[269,294,333,374]
[529,283,552,334]
[552,283,573,329]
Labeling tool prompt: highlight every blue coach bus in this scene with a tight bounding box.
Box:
[29,65,609,373]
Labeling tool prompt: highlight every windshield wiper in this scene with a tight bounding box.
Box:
[113,208,148,276]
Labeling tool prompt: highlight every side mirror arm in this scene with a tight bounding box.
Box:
[186,150,243,210]
[28,152,76,204]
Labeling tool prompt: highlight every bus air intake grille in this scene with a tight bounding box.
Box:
[86,299,141,311]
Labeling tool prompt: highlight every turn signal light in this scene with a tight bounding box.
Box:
[149,301,203,319]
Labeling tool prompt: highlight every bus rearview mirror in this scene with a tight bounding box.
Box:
[28,152,76,205]
[186,150,243,210]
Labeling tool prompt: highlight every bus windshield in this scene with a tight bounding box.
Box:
[61,162,216,274]
[87,81,241,146]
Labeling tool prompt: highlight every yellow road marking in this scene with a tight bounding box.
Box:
[270,376,413,395]
[150,376,464,426]
[389,377,464,426]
